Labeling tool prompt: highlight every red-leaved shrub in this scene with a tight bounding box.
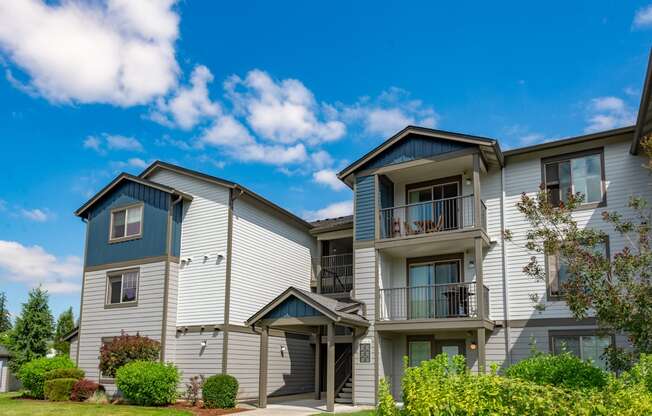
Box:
[99,332,160,378]
[71,379,105,401]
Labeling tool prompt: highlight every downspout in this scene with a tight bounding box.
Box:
[161,194,183,362]
[500,165,512,365]
[222,187,244,373]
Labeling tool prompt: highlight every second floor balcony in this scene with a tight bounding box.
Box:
[315,253,353,295]
[379,194,486,240]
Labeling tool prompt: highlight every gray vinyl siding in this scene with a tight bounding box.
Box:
[174,330,223,389]
[148,169,230,326]
[353,247,376,405]
[76,261,167,392]
[355,176,375,241]
[163,261,179,362]
[230,196,315,325]
[227,330,314,400]
[481,170,506,321]
[69,339,78,364]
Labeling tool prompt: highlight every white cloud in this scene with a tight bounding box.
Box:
[0,0,180,106]
[225,69,346,144]
[585,96,636,133]
[0,240,82,294]
[151,65,220,129]
[342,87,438,136]
[83,135,103,153]
[20,208,50,222]
[84,133,144,153]
[110,157,150,171]
[313,169,347,191]
[303,201,353,221]
[633,4,652,28]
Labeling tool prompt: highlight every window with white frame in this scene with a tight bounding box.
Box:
[110,205,143,241]
[107,270,139,305]
[543,150,605,207]
[550,333,612,370]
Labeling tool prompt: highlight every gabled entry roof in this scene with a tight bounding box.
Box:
[245,287,369,328]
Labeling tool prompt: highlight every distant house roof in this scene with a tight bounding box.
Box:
[139,161,313,230]
[310,215,353,234]
[0,345,11,357]
[74,172,192,218]
[62,326,79,342]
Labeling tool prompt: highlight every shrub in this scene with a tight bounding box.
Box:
[184,375,205,406]
[71,379,105,402]
[377,378,397,416]
[505,352,608,389]
[202,374,239,409]
[86,390,109,404]
[44,367,85,381]
[115,360,179,406]
[44,378,77,401]
[99,332,160,378]
[17,356,75,399]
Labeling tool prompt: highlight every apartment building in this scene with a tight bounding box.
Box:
[68,56,652,412]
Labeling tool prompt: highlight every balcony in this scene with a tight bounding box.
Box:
[379,194,486,240]
[315,253,353,294]
[378,282,489,321]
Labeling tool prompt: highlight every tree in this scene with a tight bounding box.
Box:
[0,291,12,333]
[53,307,75,356]
[7,287,54,372]
[508,137,652,371]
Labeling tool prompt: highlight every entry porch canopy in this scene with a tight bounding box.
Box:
[245,287,369,412]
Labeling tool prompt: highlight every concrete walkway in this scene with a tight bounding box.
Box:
[242,398,373,415]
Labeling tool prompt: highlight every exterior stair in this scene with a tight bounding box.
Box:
[335,377,353,404]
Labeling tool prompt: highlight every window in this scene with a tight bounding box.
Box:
[110,204,143,241]
[543,150,604,207]
[408,340,431,367]
[550,333,612,370]
[547,238,609,298]
[106,270,139,305]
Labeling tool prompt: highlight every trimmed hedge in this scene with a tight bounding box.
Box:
[505,352,608,389]
[44,367,85,381]
[44,378,77,401]
[115,361,179,406]
[71,379,105,402]
[17,356,76,399]
[202,374,239,409]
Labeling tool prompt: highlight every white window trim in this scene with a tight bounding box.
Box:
[105,269,139,308]
[108,203,144,243]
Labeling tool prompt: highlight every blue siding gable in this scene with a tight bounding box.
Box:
[263,296,321,319]
[355,175,375,241]
[85,180,177,267]
[361,134,473,171]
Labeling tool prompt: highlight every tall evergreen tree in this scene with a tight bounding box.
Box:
[0,291,11,333]
[53,307,75,356]
[7,287,54,372]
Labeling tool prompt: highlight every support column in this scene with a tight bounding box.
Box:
[473,152,482,228]
[474,237,485,320]
[314,326,321,400]
[258,326,269,408]
[326,322,335,412]
[477,327,486,374]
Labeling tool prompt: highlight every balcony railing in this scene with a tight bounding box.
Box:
[378,282,489,321]
[379,194,486,239]
[315,253,353,294]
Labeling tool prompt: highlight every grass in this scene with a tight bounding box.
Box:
[0,392,192,416]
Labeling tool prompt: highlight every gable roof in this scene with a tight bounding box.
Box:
[245,286,369,328]
[74,173,192,218]
[337,125,504,183]
[309,215,353,234]
[632,49,652,155]
[139,161,313,230]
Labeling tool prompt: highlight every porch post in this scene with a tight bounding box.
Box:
[476,327,486,374]
[258,325,269,408]
[314,326,321,400]
[474,237,485,320]
[473,152,482,228]
[326,322,335,412]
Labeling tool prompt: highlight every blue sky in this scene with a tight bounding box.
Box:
[0,1,651,320]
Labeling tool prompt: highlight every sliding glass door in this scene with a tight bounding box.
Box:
[407,181,460,232]
[408,259,461,319]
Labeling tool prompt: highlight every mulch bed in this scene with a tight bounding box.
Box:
[170,402,250,415]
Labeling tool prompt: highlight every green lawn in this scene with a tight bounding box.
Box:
[0,392,192,416]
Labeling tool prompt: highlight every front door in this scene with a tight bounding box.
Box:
[436,340,466,366]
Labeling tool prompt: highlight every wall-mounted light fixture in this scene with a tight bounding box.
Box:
[470,342,477,351]
[280,346,286,356]
[463,170,472,186]
[200,340,207,348]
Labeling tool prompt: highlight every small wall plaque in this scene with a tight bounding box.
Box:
[360,342,371,363]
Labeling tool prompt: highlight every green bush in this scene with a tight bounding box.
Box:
[505,352,608,389]
[17,356,75,399]
[44,367,85,381]
[99,333,160,378]
[115,361,179,406]
[202,374,239,409]
[627,353,652,393]
[377,378,398,416]
[44,378,77,401]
